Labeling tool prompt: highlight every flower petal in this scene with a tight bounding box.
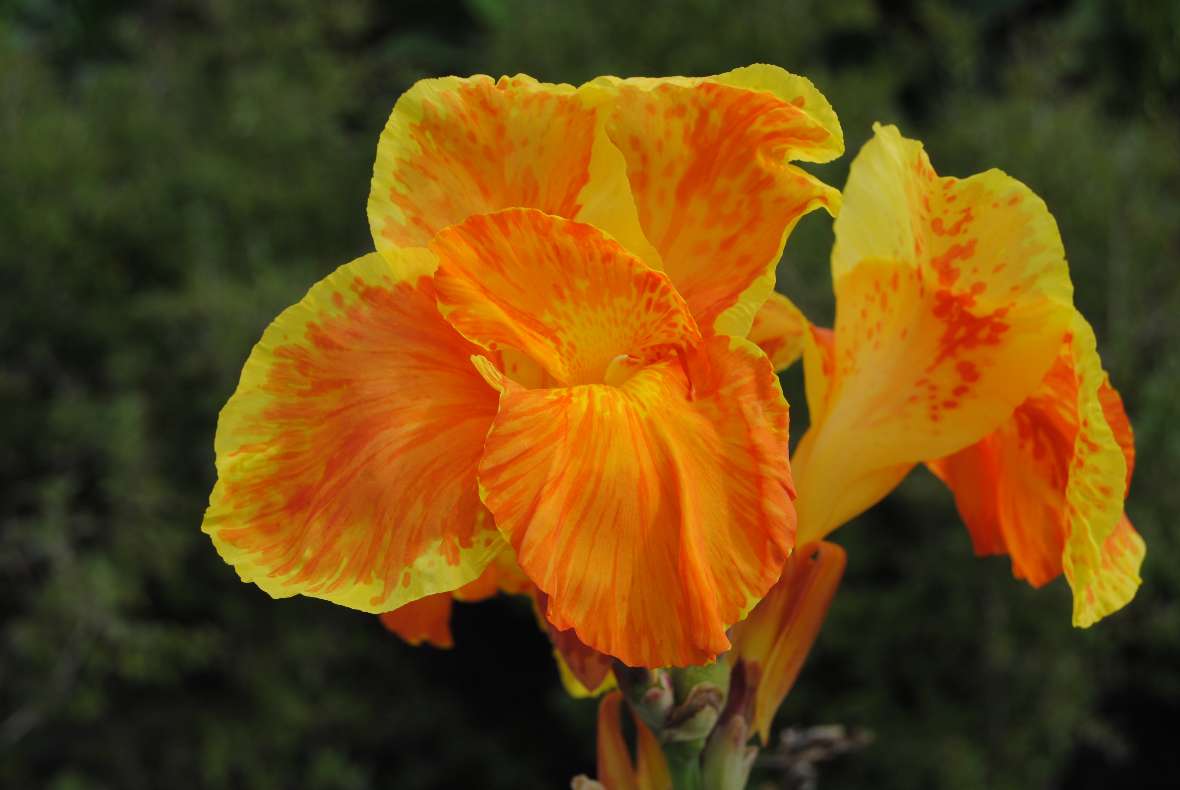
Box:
[369,76,587,249]
[710,64,844,162]
[202,251,502,612]
[529,589,615,697]
[729,541,846,744]
[604,71,842,336]
[590,691,671,790]
[794,125,1074,542]
[928,314,1144,624]
[378,542,532,649]
[551,627,616,698]
[368,74,657,267]
[1099,378,1135,490]
[747,291,810,372]
[1080,515,1145,626]
[634,708,673,790]
[478,335,794,667]
[379,593,454,648]
[594,692,641,790]
[430,208,701,386]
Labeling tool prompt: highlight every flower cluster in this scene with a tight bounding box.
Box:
[202,64,1142,784]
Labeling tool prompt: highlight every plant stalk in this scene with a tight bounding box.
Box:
[662,738,706,790]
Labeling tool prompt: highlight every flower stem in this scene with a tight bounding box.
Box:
[662,738,706,790]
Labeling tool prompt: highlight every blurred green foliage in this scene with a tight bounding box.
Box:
[1,0,1177,788]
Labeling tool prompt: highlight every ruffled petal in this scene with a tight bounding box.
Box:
[430,208,701,386]
[478,335,794,667]
[710,64,843,162]
[368,74,655,266]
[794,125,1075,542]
[928,314,1144,624]
[369,76,588,250]
[729,541,846,744]
[603,68,842,336]
[1080,515,1145,627]
[202,251,502,612]
[747,291,810,372]
[1099,378,1135,489]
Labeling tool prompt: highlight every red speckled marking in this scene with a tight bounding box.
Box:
[929,328,1138,588]
[831,156,1068,433]
[792,127,1075,542]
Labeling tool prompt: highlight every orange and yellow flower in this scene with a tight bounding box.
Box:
[202,65,845,668]
[755,124,1143,626]
[203,62,1146,780]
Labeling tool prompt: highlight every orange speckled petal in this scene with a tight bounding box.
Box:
[368,75,591,251]
[606,75,842,337]
[747,291,811,372]
[1099,378,1135,490]
[730,541,846,744]
[800,325,836,426]
[368,74,656,267]
[202,251,502,613]
[479,335,795,667]
[1082,515,1145,626]
[379,594,454,648]
[929,315,1142,625]
[794,125,1074,543]
[710,64,843,162]
[431,208,701,386]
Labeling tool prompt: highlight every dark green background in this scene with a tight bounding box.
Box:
[2,1,1177,787]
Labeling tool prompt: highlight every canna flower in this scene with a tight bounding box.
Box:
[202,65,845,668]
[758,124,1142,624]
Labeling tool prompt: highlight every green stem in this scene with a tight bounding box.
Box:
[662,739,705,790]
